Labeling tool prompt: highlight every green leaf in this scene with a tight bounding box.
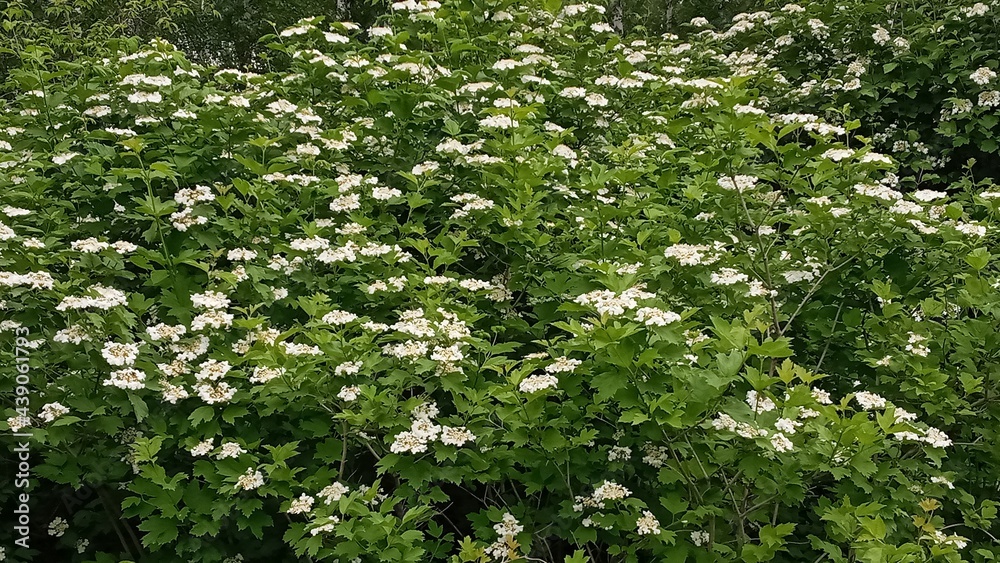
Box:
[748,338,794,358]
[716,350,744,377]
[138,516,178,546]
[965,247,991,270]
[189,406,215,426]
[129,394,148,422]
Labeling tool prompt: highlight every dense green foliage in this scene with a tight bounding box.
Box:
[1,1,1000,562]
[0,0,762,76]
[0,0,389,80]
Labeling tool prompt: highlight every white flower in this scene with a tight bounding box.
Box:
[923,427,952,448]
[664,243,717,266]
[717,175,758,192]
[822,148,854,161]
[545,356,582,373]
[478,115,519,129]
[746,390,776,413]
[39,403,69,423]
[964,2,989,16]
[196,359,231,381]
[635,307,681,326]
[371,186,402,200]
[585,93,609,107]
[592,481,631,503]
[84,105,112,117]
[440,426,475,446]
[103,368,146,390]
[101,341,139,366]
[319,482,350,504]
[227,248,257,261]
[970,67,997,86]
[854,391,886,410]
[127,91,162,104]
[236,468,264,490]
[711,268,748,286]
[329,193,361,212]
[266,99,297,114]
[338,385,361,401]
[931,476,955,489]
[296,143,320,156]
[191,290,230,310]
[161,381,189,404]
[6,415,31,433]
[217,442,246,459]
[323,310,358,325]
[782,270,816,283]
[712,413,738,432]
[190,438,214,456]
[250,366,285,384]
[770,432,793,452]
[335,361,361,376]
[48,517,69,537]
[195,381,237,404]
[636,511,661,535]
[812,388,832,404]
[146,323,186,342]
[390,431,428,454]
[954,222,987,237]
[872,26,891,45]
[905,332,930,356]
[288,494,315,514]
[775,418,801,435]
[519,373,558,393]
[52,152,81,165]
[912,189,946,202]
[412,161,439,175]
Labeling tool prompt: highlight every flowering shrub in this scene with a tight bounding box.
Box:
[1,1,999,562]
[693,0,1000,183]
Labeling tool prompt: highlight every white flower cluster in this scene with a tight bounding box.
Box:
[970,67,997,86]
[0,271,55,291]
[48,517,69,537]
[636,510,661,535]
[318,482,350,504]
[383,308,471,373]
[56,285,127,311]
[101,341,140,366]
[485,512,524,561]
[451,193,495,218]
[717,174,759,192]
[591,480,632,504]
[390,401,475,454]
[287,493,315,514]
[664,242,724,266]
[171,184,214,231]
[70,238,137,254]
[103,368,146,390]
[905,332,930,357]
[6,415,31,433]
[574,285,656,316]
[236,468,265,491]
[518,373,559,393]
[39,402,69,423]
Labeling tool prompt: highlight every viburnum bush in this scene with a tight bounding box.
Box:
[1,1,999,562]
[693,0,1000,183]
